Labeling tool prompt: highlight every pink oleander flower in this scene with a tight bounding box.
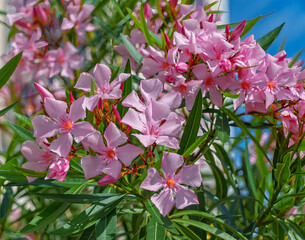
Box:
[46,158,70,182]
[81,122,143,184]
[140,152,202,216]
[74,63,130,111]
[32,96,95,157]
[7,0,38,26]
[121,92,183,149]
[21,140,58,183]
[46,42,84,79]
[61,1,97,43]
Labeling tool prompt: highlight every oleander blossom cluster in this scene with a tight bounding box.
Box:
[2,0,96,114]
[20,1,305,216]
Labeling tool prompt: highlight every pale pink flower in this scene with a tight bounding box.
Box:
[46,42,84,79]
[81,122,143,184]
[140,152,202,216]
[21,140,58,183]
[74,64,130,111]
[32,96,95,157]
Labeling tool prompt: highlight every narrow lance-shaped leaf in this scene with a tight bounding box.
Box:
[0,51,22,89]
[120,34,143,64]
[8,121,35,141]
[96,208,117,240]
[13,112,33,128]
[274,154,291,185]
[0,100,20,117]
[257,23,285,51]
[19,183,86,234]
[215,110,230,143]
[147,218,166,240]
[172,219,238,240]
[174,222,201,240]
[178,89,202,154]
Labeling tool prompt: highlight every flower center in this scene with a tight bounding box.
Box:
[106,149,116,159]
[268,81,276,90]
[166,179,176,188]
[205,77,213,86]
[61,119,73,132]
[179,84,187,93]
[241,81,249,90]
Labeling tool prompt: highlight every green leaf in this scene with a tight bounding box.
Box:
[174,222,201,240]
[50,194,125,235]
[145,200,176,233]
[0,169,26,181]
[243,140,258,198]
[215,110,230,143]
[120,34,143,64]
[170,210,247,240]
[96,208,117,240]
[140,4,153,46]
[8,121,35,141]
[19,183,86,234]
[117,59,133,118]
[33,193,134,204]
[0,187,12,219]
[13,112,33,128]
[0,52,22,89]
[15,166,46,178]
[110,0,127,21]
[178,89,202,154]
[222,108,270,162]
[0,100,20,117]
[147,219,166,240]
[172,219,238,240]
[257,23,285,51]
[79,225,96,240]
[274,154,291,185]
[182,131,209,157]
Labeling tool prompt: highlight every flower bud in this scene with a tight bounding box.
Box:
[34,83,55,100]
[175,62,188,73]
[143,3,153,19]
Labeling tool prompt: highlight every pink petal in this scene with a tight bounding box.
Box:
[93,64,111,90]
[81,131,106,153]
[174,165,202,187]
[49,133,73,157]
[102,159,122,179]
[140,79,163,103]
[46,158,70,182]
[121,109,146,132]
[81,155,105,179]
[133,133,156,147]
[21,141,45,162]
[161,152,183,179]
[104,122,127,148]
[72,122,95,142]
[22,162,48,183]
[156,136,180,149]
[32,116,60,139]
[147,100,170,123]
[116,144,143,166]
[174,184,199,209]
[158,92,182,110]
[44,98,68,122]
[140,168,166,191]
[61,18,75,30]
[122,90,146,112]
[159,118,183,136]
[86,95,100,112]
[110,73,130,89]
[74,72,92,92]
[151,188,175,217]
[69,96,86,123]
[97,175,119,185]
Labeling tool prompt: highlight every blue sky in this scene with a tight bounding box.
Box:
[229,0,305,59]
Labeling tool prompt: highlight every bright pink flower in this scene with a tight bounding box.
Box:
[21,140,57,183]
[74,64,130,111]
[46,42,84,79]
[81,122,143,184]
[140,152,202,216]
[46,158,70,182]
[32,96,95,157]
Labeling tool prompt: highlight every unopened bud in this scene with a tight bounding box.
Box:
[34,83,55,100]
